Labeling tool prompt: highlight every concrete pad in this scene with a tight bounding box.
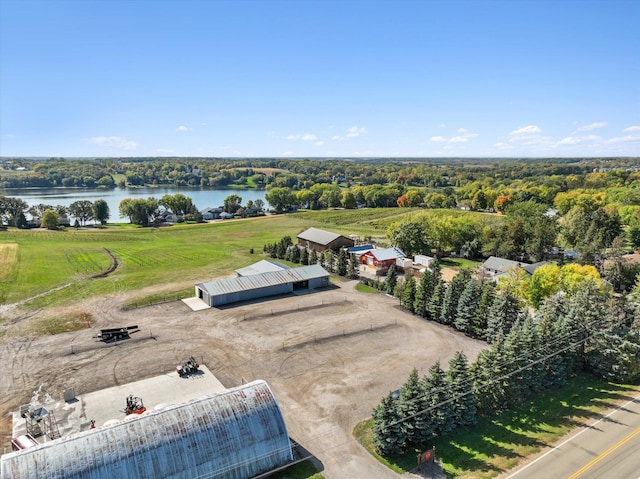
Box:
[12,365,225,443]
[182,296,210,311]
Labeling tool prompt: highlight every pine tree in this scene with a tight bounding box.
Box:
[429,279,445,322]
[470,337,508,414]
[401,277,417,313]
[413,270,435,318]
[485,290,521,343]
[290,245,301,263]
[425,361,455,437]
[454,279,481,335]
[384,265,398,294]
[336,248,348,276]
[535,295,570,389]
[372,392,407,456]
[397,368,433,448]
[446,351,477,429]
[440,271,470,326]
[472,283,495,338]
[309,248,318,265]
[300,247,309,265]
[347,253,359,279]
[323,250,334,272]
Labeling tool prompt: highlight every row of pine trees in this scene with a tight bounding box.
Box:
[372,267,640,456]
[263,235,360,278]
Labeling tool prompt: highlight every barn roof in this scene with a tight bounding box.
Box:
[197,264,330,297]
[0,380,292,479]
[236,260,289,276]
[297,227,344,245]
[363,247,406,261]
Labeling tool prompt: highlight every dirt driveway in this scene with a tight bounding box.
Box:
[0,279,486,478]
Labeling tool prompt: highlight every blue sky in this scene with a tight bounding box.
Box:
[1,0,639,158]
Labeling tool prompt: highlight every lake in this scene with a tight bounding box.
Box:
[0,187,269,221]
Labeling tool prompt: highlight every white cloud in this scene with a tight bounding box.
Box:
[333,125,367,141]
[86,136,137,150]
[576,122,607,132]
[285,133,318,141]
[282,151,295,156]
[313,141,324,146]
[431,130,478,144]
[623,125,640,133]
[558,135,599,145]
[176,125,191,132]
[439,124,446,128]
[606,134,640,144]
[510,125,541,136]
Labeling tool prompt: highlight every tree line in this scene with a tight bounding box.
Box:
[371,268,640,456]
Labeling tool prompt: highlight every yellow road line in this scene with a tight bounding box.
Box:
[566,426,640,479]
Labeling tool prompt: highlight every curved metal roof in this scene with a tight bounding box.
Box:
[1,380,292,479]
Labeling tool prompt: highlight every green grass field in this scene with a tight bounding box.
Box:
[354,375,639,478]
[0,210,417,310]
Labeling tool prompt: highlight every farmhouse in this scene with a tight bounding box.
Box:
[1,380,293,479]
[480,256,547,282]
[195,263,330,307]
[297,227,354,252]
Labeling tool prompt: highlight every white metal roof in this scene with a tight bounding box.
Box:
[197,264,330,296]
[481,256,527,273]
[1,380,292,479]
[365,247,406,261]
[235,260,289,276]
[297,227,343,245]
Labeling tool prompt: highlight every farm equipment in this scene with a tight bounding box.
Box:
[123,395,146,415]
[177,356,200,377]
[96,325,139,341]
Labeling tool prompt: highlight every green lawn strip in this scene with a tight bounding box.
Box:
[438,257,482,271]
[355,283,382,294]
[268,460,324,479]
[355,374,638,479]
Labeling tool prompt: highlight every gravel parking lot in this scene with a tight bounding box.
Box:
[0,279,487,478]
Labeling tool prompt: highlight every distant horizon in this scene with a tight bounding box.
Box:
[1,1,638,158]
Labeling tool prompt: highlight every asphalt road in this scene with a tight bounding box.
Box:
[504,391,640,479]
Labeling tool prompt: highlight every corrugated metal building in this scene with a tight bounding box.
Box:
[296,227,354,252]
[1,380,292,479]
[195,264,330,307]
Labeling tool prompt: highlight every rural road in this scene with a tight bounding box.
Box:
[502,391,640,479]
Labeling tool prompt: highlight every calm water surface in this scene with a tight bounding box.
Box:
[0,187,268,220]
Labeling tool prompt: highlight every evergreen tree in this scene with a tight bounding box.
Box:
[290,245,301,263]
[440,271,469,326]
[535,295,570,389]
[425,361,455,437]
[347,253,359,279]
[429,279,445,322]
[401,277,417,313]
[323,250,334,272]
[372,392,407,456]
[470,336,508,414]
[472,283,495,338]
[485,290,521,343]
[454,279,481,335]
[336,248,348,276]
[309,248,318,265]
[384,265,398,294]
[300,247,309,265]
[397,368,434,448]
[276,240,287,259]
[414,270,435,318]
[446,351,477,429]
